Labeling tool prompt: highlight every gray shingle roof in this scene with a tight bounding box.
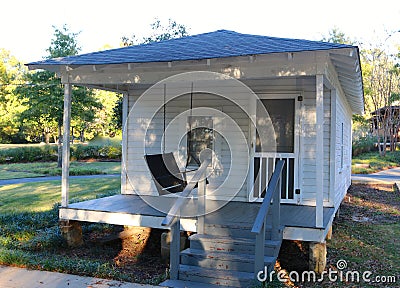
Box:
[27,30,354,66]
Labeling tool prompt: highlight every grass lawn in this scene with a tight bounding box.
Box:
[352,151,400,174]
[0,178,121,213]
[0,177,167,284]
[0,161,121,180]
[276,183,400,288]
[0,170,44,180]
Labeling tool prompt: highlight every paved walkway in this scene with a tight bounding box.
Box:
[0,265,159,288]
[352,167,400,185]
[0,174,119,186]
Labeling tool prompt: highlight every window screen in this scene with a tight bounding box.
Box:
[256,99,295,153]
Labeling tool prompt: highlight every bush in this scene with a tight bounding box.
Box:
[0,144,121,164]
[352,135,377,157]
[70,145,121,161]
[0,146,58,164]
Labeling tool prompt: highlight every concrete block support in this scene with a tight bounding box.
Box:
[161,231,187,262]
[309,241,327,273]
[60,220,83,247]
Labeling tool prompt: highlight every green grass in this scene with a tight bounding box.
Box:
[0,161,120,179]
[0,178,121,213]
[0,177,167,284]
[0,143,57,149]
[284,184,400,287]
[0,178,133,281]
[88,135,122,146]
[352,151,400,174]
[0,170,44,180]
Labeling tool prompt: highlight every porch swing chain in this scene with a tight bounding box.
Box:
[186,83,195,167]
[163,83,166,154]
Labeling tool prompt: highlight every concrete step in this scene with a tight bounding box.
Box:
[180,248,275,273]
[160,279,236,288]
[203,223,272,238]
[189,233,281,255]
[178,264,257,287]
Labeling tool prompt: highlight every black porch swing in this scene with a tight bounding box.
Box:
[144,83,206,195]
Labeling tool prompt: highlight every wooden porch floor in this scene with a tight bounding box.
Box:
[60,195,335,242]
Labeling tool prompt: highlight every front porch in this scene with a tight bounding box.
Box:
[59,194,335,242]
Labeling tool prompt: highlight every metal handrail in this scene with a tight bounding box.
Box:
[161,157,211,227]
[161,152,211,280]
[251,159,285,279]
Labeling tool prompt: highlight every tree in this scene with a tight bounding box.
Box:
[0,49,27,143]
[115,19,190,129]
[362,46,400,155]
[322,27,354,45]
[17,25,102,166]
[121,18,189,46]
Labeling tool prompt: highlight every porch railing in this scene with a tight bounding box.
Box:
[251,159,285,278]
[161,151,211,280]
[253,153,295,201]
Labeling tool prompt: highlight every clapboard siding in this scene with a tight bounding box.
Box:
[334,88,353,208]
[298,85,331,205]
[122,76,349,208]
[124,88,251,201]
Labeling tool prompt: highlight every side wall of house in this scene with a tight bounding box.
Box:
[333,88,353,209]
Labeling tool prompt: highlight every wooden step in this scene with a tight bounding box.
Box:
[178,264,257,287]
[181,248,275,273]
[160,279,236,288]
[189,233,281,255]
[203,223,272,238]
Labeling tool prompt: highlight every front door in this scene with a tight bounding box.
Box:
[249,94,300,204]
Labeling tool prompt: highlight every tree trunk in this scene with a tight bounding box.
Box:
[57,124,62,168]
[44,131,50,144]
[80,130,85,143]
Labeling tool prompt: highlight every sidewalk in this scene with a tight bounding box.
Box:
[351,167,400,186]
[0,265,159,288]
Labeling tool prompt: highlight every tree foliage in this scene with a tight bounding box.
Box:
[0,49,27,143]
[323,28,400,155]
[121,18,189,46]
[15,25,102,165]
[115,19,190,129]
[322,27,354,45]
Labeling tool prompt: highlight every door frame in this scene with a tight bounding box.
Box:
[248,92,302,203]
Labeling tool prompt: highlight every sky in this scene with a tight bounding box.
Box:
[1,0,399,63]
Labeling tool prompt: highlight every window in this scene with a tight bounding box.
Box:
[340,122,344,170]
[187,116,213,166]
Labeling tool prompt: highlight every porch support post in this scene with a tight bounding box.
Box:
[121,92,128,194]
[316,75,324,228]
[61,83,72,207]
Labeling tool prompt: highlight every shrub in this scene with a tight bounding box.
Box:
[0,144,122,164]
[0,146,58,164]
[352,135,377,157]
[71,145,121,160]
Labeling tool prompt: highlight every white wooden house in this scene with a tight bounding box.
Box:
[28,30,364,287]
